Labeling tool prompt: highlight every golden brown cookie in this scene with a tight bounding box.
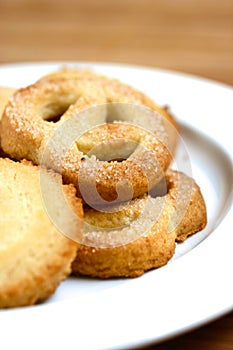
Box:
[71,170,207,278]
[1,70,178,205]
[40,67,178,138]
[167,170,207,242]
[0,158,83,308]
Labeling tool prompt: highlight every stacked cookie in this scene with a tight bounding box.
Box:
[0,70,207,307]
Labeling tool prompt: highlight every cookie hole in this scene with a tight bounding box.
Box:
[149,176,168,198]
[42,103,71,123]
[108,158,126,162]
[80,140,138,162]
[46,112,65,123]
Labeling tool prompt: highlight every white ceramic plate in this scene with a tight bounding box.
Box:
[0,62,232,350]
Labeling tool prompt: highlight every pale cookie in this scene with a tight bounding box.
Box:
[0,158,83,308]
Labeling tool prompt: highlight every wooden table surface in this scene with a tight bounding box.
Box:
[0,0,232,349]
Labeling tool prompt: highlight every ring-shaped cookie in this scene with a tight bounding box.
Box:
[71,170,207,278]
[40,68,178,152]
[1,73,178,204]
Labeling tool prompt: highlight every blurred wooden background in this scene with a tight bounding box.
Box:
[0,0,232,85]
[0,0,233,349]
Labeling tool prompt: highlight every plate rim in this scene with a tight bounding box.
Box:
[0,61,233,350]
[0,59,233,90]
